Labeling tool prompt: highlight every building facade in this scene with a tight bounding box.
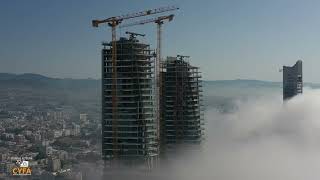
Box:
[283,60,303,100]
[160,56,204,147]
[101,35,158,163]
[79,114,88,127]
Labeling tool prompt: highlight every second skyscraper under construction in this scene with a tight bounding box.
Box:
[160,56,204,146]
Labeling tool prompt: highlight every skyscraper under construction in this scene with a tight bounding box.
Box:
[101,33,158,164]
[283,60,303,100]
[160,56,204,147]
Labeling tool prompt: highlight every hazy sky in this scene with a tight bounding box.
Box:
[1,0,320,82]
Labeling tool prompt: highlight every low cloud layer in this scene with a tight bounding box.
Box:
[171,89,320,180]
[83,89,320,180]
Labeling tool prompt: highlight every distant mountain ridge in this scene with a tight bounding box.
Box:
[205,79,320,88]
[0,73,99,90]
[204,79,281,87]
[1,73,319,89]
[0,73,97,81]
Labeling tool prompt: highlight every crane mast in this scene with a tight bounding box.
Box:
[155,20,164,144]
[119,14,175,146]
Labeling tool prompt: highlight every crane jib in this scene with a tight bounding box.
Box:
[92,5,178,27]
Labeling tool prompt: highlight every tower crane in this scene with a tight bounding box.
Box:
[119,14,175,144]
[119,14,174,64]
[177,55,190,60]
[125,31,145,40]
[91,6,178,158]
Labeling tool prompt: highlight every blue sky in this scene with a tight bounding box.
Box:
[1,0,320,82]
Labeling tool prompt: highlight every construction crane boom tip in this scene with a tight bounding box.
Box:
[91,5,178,28]
[177,55,190,60]
[119,14,175,28]
[125,31,146,39]
[92,20,99,27]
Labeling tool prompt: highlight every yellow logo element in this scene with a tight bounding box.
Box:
[12,167,32,176]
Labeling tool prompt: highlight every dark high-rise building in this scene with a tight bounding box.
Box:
[160,56,204,147]
[283,60,303,100]
[101,35,158,164]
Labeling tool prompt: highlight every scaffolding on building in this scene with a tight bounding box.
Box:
[160,56,204,148]
[101,34,158,166]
